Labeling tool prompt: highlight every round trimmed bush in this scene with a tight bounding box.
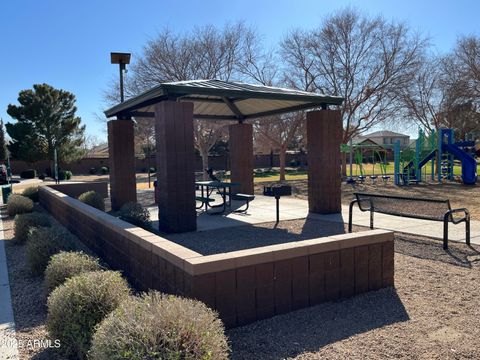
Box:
[22,186,39,203]
[100,166,109,175]
[118,202,151,230]
[7,194,34,216]
[78,191,105,211]
[89,167,97,175]
[47,271,130,359]
[44,251,102,296]
[14,212,51,244]
[89,291,229,360]
[58,170,73,181]
[26,226,77,276]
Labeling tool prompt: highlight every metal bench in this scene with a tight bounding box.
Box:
[231,193,255,213]
[348,192,470,249]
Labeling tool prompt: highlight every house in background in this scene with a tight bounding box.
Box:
[351,130,411,161]
[353,130,410,148]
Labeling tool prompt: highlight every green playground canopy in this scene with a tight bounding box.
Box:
[104,79,343,121]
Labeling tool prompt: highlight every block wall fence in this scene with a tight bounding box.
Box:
[39,185,395,328]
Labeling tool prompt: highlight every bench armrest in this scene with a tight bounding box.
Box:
[444,208,470,224]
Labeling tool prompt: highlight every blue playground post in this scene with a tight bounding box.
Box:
[394,140,400,185]
[437,130,443,183]
[430,130,435,181]
[415,129,423,182]
[449,129,455,180]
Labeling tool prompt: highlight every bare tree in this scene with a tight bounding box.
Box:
[397,56,447,132]
[104,22,259,179]
[438,101,480,139]
[194,122,227,179]
[253,112,304,181]
[82,135,103,157]
[452,36,480,97]
[281,8,426,174]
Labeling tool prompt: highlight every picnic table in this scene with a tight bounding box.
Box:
[195,181,240,213]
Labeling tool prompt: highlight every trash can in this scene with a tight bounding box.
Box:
[2,185,12,204]
[153,180,158,204]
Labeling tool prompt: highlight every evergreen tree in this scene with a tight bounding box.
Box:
[0,119,7,161]
[6,84,85,166]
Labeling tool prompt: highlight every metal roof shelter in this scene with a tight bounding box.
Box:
[104,79,343,121]
[106,79,344,233]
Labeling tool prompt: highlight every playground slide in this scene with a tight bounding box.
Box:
[443,144,478,185]
[403,150,437,175]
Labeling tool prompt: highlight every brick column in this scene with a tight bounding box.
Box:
[108,119,137,211]
[229,123,254,195]
[307,110,342,213]
[155,101,196,233]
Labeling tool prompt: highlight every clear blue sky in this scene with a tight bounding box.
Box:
[1,0,479,141]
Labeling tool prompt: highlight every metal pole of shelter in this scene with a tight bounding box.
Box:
[119,62,125,103]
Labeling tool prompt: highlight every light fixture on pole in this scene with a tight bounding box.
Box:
[110,52,131,103]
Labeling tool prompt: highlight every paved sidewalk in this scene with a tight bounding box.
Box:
[148,194,478,245]
[311,205,479,245]
[0,214,19,359]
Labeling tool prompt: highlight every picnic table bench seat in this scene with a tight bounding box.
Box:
[348,192,470,249]
[195,195,215,209]
[231,193,255,213]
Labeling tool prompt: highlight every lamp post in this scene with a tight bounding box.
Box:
[110,52,131,102]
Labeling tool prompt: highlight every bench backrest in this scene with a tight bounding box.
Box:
[354,192,451,221]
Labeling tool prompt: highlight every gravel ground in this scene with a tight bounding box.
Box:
[228,234,480,359]
[166,219,360,255]
[4,203,480,359]
[2,206,93,360]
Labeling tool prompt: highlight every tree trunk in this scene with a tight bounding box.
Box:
[269,149,274,169]
[200,149,209,180]
[279,147,286,181]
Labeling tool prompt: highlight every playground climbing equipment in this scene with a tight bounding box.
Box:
[394,128,477,186]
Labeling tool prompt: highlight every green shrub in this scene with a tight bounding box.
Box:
[7,194,34,216]
[44,251,102,296]
[38,173,46,180]
[78,191,105,211]
[47,271,130,359]
[26,226,77,276]
[89,291,229,360]
[89,167,97,175]
[22,186,39,202]
[20,169,36,179]
[118,202,151,230]
[14,212,51,244]
[58,170,72,180]
[100,166,109,175]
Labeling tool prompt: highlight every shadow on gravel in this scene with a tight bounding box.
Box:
[228,287,408,360]
[394,233,480,268]
[166,218,348,256]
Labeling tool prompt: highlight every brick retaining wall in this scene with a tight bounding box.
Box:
[39,186,394,328]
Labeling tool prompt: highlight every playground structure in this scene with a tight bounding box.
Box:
[395,128,478,186]
[342,142,393,183]
[345,128,478,186]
